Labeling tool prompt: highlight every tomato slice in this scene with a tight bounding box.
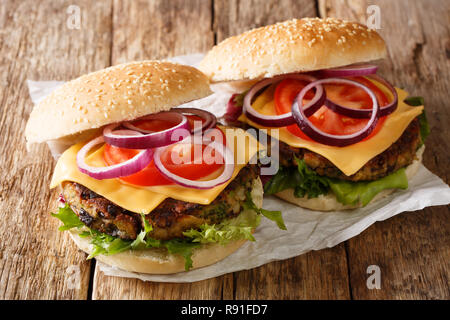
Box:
[274,76,390,141]
[103,124,227,187]
[104,145,172,186]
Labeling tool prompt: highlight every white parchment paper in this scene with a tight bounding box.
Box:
[27,54,450,283]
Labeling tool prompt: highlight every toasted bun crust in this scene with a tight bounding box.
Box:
[199,17,386,82]
[275,146,424,211]
[25,61,212,145]
[67,177,263,274]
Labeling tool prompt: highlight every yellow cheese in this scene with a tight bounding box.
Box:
[239,87,423,176]
[50,127,259,214]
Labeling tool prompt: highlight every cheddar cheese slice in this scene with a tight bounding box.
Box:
[50,127,259,214]
[239,87,423,176]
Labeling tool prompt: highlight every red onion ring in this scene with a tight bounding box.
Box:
[77,132,154,180]
[324,75,398,118]
[58,193,66,204]
[225,93,243,122]
[319,64,378,77]
[367,74,398,117]
[104,111,190,149]
[172,108,217,133]
[153,137,235,189]
[292,78,380,147]
[243,74,325,127]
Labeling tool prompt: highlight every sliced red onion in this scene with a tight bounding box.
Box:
[77,133,154,180]
[58,193,66,204]
[243,74,325,127]
[292,78,380,147]
[153,138,235,189]
[324,75,398,118]
[319,64,378,77]
[172,108,217,133]
[104,111,190,149]
[367,74,399,117]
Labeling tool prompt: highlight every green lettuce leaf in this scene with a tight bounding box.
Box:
[130,213,153,249]
[243,191,286,230]
[418,110,430,145]
[328,168,408,206]
[82,229,132,259]
[264,158,409,207]
[404,96,429,144]
[404,96,424,107]
[264,158,329,199]
[52,205,247,271]
[183,207,261,244]
[164,240,201,271]
[57,207,198,270]
[51,204,84,231]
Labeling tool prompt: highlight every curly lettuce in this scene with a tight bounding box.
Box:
[51,205,84,231]
[54,207,201,270]
[183,208,260,245]
[52,190,286,271]
[264,158,410,207]
[264,157,329,199]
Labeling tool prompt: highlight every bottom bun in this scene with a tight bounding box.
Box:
[275,146,424,211]
[68,177,264,274]
[69,230,247,274]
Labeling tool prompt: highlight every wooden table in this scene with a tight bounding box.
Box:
[0,0,448,300]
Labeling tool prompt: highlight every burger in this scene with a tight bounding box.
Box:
[25,60,285,274]
[199,17,429,211]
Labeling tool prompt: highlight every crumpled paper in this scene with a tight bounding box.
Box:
[27,54,450,283]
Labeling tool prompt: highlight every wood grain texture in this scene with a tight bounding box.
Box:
[233,245,350,299]
[0,0,112,299]
[213,0,318,42]
[111,0,214,64]
[319,0,450,299]
[93,273,226,300]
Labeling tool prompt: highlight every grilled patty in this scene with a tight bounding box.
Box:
[275,118,421,181]
[62,165,259,241]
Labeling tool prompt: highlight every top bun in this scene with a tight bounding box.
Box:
[199,17,386,82]
[25,61,212,145]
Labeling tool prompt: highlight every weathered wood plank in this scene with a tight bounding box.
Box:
[212,0,351,300]
[213,0,318,42]
[0,0,112,299]
[111,0,214,64]
[234,245,351,299]
[319,0,450,299]
[92,0,218,299]
[92,274,226,300]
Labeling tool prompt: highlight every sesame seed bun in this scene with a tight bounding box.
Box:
[275,146,424,211]
[199,17,386,82]
[25,60,212,145]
